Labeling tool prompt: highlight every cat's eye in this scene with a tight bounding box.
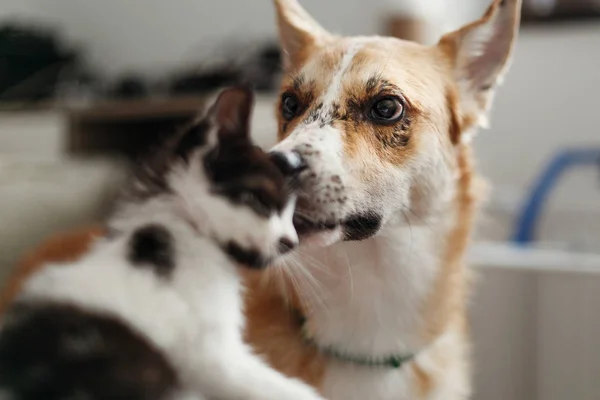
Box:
[239,191,256,205]
[368,96,404,124]
[240,189,272,217]
[281,93,300,121]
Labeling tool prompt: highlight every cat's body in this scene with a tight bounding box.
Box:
[0,88,324,400]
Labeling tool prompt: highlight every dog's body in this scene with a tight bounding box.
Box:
[0,1,521,399]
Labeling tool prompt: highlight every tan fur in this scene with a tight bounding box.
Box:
[243,271,326,388]
[411,363,434,398]
[0,226,105,315]
[278,39,448,179]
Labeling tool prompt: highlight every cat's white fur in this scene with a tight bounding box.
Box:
[13,131,322,400]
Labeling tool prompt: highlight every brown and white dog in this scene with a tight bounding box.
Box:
[250,0,522,399]
[0,1,521,399]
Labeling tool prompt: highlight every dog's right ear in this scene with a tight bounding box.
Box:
[273,0,332,70]
[438,0,522,138]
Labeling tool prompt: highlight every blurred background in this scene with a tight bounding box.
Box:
[0,1,599,399]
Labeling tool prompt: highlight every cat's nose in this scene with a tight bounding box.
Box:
[269,151,307,177]
[278,237,297,254]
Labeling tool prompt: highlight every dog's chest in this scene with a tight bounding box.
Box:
[298,227,440,357]
[321,357,468,400]
[320,330,471,400]
[322,363,414,400]
[292,228,448,399]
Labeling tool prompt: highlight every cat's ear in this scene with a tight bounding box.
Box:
[174,116,215,161]
[174,87,254,161]
[212,86,254,140]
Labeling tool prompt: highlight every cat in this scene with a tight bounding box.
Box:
[0,87,324,400]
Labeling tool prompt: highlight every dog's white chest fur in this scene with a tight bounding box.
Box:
[324,363,413,400]
[290,223,470,400]
[299,225,441,356]
[291,226,436,398]
[322,330,471,400]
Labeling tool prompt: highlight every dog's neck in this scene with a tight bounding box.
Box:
[290,145,477,360]
[294,217,449,358]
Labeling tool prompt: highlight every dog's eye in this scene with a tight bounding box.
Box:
[281,94,300,121]
[368,97,404,123]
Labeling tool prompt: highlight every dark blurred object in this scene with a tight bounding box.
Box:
[247,44,283,92]
[0,29,283,105]
[0,23,84,103]
[107,75,150,100]
[168,42,282,96]
[169,69,241,96]
[523,0,600,22]
[387,17,427,42]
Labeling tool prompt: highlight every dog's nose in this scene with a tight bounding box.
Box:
[269,151,307,177]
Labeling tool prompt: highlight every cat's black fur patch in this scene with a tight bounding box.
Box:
[120,118,212,204]
[224,241,266,269]
[204,137,289,216]
[129,224,175,277]
[0,303,178,400]
[175,119,212,162]
[120,88,291,222]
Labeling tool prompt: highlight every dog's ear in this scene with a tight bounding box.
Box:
[438,0,522,134]
[273,0,332,69]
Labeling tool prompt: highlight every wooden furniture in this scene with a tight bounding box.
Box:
[386,16,428,43]
[66,96,206,158]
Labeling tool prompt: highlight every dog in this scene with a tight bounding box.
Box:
[0,1,521,399]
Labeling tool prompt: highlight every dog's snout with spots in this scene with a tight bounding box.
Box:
[272,128,352,244]
[269,150,307,177]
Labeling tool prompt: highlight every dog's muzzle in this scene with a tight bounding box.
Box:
[268,148,383,244]
[269,151,307,177]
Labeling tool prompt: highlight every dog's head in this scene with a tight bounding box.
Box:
[270,0,522,246]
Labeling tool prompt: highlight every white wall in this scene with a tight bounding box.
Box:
[0,0,476,75]
[472,264,600,400]
[478,23,600,214]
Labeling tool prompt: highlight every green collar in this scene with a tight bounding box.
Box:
[301,319,415,369]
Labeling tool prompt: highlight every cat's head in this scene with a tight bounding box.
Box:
[129,87,298,269]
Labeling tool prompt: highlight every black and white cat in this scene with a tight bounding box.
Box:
[0,88,324,400]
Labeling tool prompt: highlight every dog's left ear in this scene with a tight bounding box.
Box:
[273,0,332,70]
[438,0,522,134]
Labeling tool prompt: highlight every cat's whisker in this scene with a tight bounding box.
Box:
[282,255,330,317]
